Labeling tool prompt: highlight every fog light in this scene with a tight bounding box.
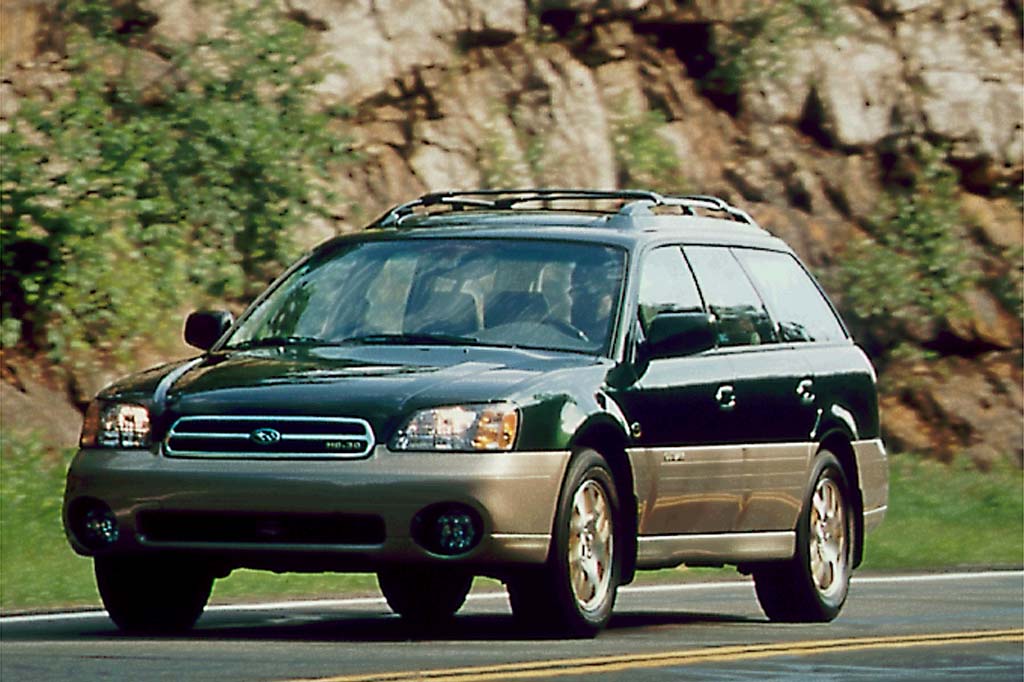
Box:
[70,500,119,550]
[436,513,476,554]
[413,504,482,556]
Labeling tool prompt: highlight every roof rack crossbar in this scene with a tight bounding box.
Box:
[640,194,756,225]
[440,197,497,209]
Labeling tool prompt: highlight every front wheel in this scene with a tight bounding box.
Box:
[95,555,213,634]
[753,451,852,622]
[507,449,619,637]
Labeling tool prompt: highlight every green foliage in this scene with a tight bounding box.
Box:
[525,8,559,44]
[707,0,847,95]
[838,144,975,340]
[988,246,1024,323]
[1,0,348,374]
[478,112,522,189]
[609,104,684,193]
[479,103,548,189]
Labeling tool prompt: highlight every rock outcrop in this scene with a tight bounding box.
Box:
[2,0,1021,466]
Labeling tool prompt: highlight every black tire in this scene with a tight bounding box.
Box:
[95,555,213,634]
[507,448,619,638]
[753,451,853,623]
[377,567,472,625]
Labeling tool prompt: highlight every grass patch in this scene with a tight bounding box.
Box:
[0,433,97,611]
[0,430,383,611]
[1,430,1020,612]
[860,454,1023,570]
[211,571,381,604]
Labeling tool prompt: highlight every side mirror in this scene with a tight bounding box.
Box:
[184,310,234,351]
[645,311,716,359]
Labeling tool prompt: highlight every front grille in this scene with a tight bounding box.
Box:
[164,415,375,459]
[138,511,385,546]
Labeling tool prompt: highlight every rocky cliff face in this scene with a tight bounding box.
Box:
[2,0,1022,467]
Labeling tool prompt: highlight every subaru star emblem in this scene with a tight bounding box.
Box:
[249,427,281,445]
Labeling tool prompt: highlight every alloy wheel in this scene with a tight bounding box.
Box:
[568,479,614,612]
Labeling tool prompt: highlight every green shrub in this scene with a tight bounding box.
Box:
[707,0,846,96]
[989,246,1024,323]
[479,106,523,189]
[1,0,349,374]
[610,105,683,193]
[838,143,975,344]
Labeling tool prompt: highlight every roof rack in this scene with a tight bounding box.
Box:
[373,189,757,228]
[622,194,757,225]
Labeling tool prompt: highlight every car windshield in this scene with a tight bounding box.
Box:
[226,238,627,355]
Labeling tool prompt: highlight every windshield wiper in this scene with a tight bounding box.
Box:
[340,333,484,346]
[225,335,328,350]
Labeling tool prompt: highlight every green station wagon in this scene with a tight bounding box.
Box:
[63,189,888,637]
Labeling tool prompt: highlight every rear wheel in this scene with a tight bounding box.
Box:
[95,555,213,634]
[507,449,619,637]
[377,567,472,625]
[753,451,852,622]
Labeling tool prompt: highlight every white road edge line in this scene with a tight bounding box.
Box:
[2,570,1020,625]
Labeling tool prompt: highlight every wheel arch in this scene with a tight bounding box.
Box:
[570,417,638,585]
[818,429,865,569]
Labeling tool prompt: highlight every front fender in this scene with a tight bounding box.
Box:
[515,378,631,452]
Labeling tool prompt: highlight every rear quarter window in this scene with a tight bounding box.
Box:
[734,249,846,343]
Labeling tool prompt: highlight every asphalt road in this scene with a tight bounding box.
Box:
[2,571,1021,681]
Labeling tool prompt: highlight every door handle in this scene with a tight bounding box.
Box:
[715,385,736,412]
[796,378,815,406]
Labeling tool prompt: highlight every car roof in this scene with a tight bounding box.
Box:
[367,212,788,251]
[327,190,794,254]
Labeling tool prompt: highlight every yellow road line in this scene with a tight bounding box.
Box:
[281,629,1024,682]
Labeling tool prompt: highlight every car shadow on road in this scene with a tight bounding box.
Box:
[183,609,763,643]
[0,609,763,643]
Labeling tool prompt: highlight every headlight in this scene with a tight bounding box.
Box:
[80,401,152,448]
[392,404,519,452]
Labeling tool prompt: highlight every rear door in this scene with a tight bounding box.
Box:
[683,246,818,531]
[733,247,851,531]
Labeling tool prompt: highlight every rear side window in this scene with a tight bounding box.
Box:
[684,246,777,348]
[735,249,846,343]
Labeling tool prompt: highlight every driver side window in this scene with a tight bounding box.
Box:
[637,246,704,332]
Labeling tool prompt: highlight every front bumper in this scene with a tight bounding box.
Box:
[63,445,570,571]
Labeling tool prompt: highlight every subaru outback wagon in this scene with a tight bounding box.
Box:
[63,189,888,637]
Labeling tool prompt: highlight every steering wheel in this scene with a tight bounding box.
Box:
[539,316,590,343]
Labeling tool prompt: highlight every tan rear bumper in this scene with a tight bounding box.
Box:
[854,438,889,532]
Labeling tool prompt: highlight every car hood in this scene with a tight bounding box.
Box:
[104,345,609,440]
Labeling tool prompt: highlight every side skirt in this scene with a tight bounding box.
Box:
[636,531,795,570]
